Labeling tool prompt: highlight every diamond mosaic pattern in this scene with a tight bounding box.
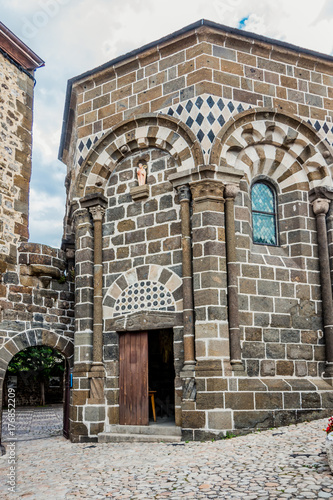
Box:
[75,96,333,168]
[77,132,103,167]
[251,183,274,212]
[252,213,277,245]
[164,96,248,160]
[308,119,333,146]
[114,281,175,317]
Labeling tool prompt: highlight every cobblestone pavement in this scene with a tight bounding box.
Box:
[1,405,63,441]
[1,416,333,499]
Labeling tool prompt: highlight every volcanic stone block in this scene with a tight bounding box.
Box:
[85,406,105,422]
[276,361,294,376]
[225,392,254,410]
[196,392,224,410]
[234,410,274,429]
[242,342,265,359]
[208,411,232,430]
[260,360,275,376]
[266,343,286,359]
[287,344,313,360]
[301,392,321,409]
[182,411,206,429]
[256,392,283,410]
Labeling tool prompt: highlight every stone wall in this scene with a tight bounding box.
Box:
[2,370,64,407]
[60,22,333,441]
[63,23,333,191]
[0,243,74,445]
[0,51,34,272]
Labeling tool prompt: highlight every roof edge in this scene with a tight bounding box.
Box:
[0,21,45,71]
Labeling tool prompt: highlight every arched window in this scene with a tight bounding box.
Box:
[251,182,278,245]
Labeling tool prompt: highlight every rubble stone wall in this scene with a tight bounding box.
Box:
[0,52,34,272]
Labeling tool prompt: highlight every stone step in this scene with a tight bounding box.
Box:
[98,432,182,443]
[104,423,181,436]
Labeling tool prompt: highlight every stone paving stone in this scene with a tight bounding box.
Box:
[0,416,333,498]
[1,405,63,442]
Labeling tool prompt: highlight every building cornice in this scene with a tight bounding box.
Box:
[0,22,44,72]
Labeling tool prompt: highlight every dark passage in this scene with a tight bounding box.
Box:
[148,329,175,422]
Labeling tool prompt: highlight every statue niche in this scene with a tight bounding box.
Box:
[136,160,147,186]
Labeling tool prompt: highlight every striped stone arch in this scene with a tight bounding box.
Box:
[209,108,333,192]
[74,114,204,198]
[0,329,74,380]
[103,265,183,320]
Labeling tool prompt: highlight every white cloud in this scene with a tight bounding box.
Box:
[29,189,65,247]
[2,0,333,247]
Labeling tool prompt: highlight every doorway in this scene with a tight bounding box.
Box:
[119,329,175,426]
[148,330,175,422]
[1,346,70,441]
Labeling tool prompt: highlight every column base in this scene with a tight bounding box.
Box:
[88,364,105,400]
[180,363,196,378]
[231,360,245,373]
[323,363,333,379]
[89,362,105,378]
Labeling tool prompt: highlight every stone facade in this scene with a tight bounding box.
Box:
[57,20,333,441]
[0,24,74,453]
[0,49,34,270]
[4,19,333,448]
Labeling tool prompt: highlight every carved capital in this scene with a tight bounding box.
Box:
[224,183,239,200]
[177,184,191,202]
[89,205,105,222]
[309,185,333,203]
[73,208,89,229]
[190,180,224,202]
[312,198,330,216]
[65,247,75,260]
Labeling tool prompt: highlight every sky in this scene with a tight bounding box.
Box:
[2,0,333,248]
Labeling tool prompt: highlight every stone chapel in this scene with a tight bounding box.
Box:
[3,19,333,447]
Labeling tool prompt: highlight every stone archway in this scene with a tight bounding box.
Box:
[210,108,333,191]
[0,329,74,453]
[72,113,204,200]
[103,264,183,321]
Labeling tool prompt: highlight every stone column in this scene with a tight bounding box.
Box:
[326,201,333,288]
[80,193,107,402]
[177,185,195,370]
[224,184,243,370]
[73,208,94,369]
[89,206,105,383]
[70,207,94,441]
[310,189,333,377]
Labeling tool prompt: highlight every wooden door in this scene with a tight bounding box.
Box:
[119,332,148,425]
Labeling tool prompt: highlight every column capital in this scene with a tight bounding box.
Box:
[309,186,333,203]
[80,192,107,210]
[190,179,224,201]
[177,184,191,202]
[190,179,224,212]
[73,208,90,228]
[224,183,240,200]
[89,205,105,221]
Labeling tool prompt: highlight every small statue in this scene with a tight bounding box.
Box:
[137,161,147,186]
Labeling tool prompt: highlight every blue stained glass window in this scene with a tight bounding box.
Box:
[251,182,277,245]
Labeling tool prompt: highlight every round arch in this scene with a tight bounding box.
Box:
[73,113,204,199]
[103,264,183,320]
[209,108,333,191]
[0,330,74,373]
[0,330,74,453]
